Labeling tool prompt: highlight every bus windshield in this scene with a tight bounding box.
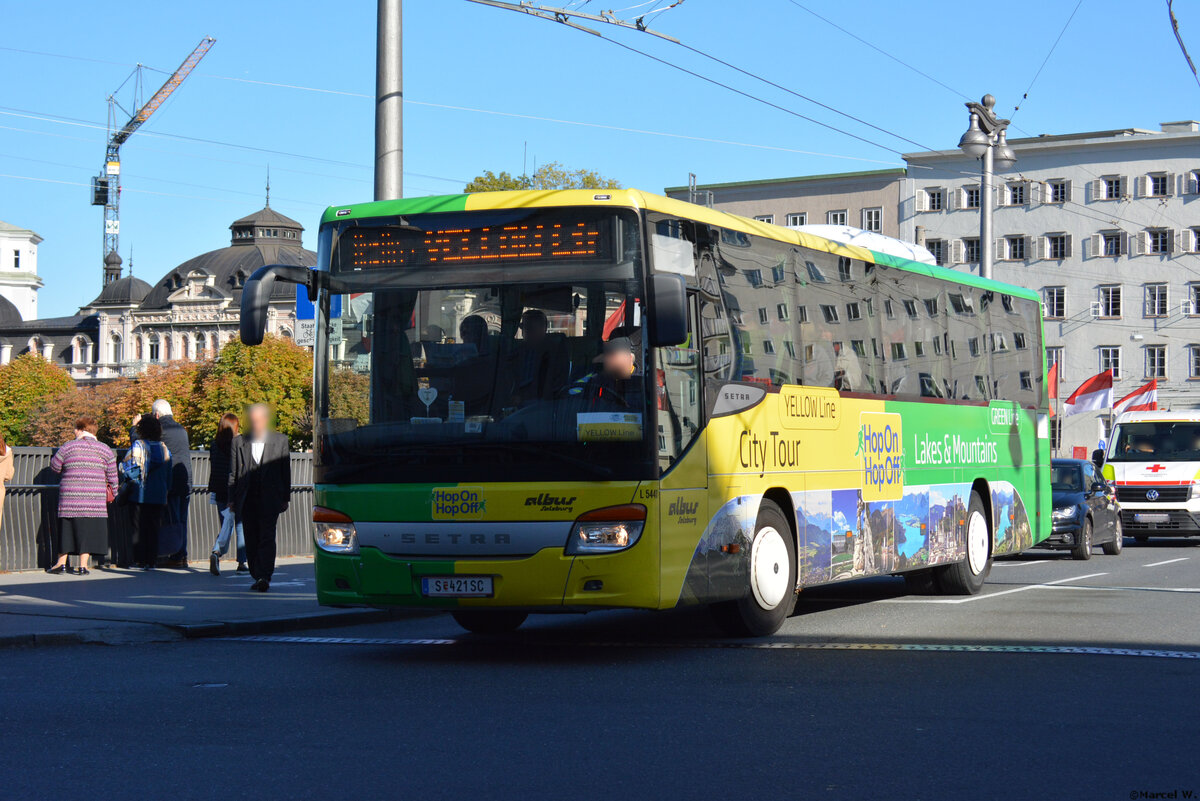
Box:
[1109,421,1200,462]
[314,208,654,484]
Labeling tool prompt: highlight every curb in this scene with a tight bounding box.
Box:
[0,608,435,649]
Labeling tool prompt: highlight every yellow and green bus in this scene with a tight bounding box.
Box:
[240,189,1049,636]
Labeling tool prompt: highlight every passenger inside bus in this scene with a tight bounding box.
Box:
[510,309,570,406]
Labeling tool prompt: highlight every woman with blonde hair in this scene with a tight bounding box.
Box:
[47,416,118,575]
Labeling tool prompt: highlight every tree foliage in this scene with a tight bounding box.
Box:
[465,161,622,193]
[0,354,74,445]
[25,381,128,447]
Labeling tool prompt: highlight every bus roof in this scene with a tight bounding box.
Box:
[319,188,1042,303]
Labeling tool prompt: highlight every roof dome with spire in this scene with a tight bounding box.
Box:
[139,205,314,311]
[90,274,152,307]
[0,293,22,324]
[104,250,123,267]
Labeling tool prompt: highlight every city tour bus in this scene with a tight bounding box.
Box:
[240,189,1050,636]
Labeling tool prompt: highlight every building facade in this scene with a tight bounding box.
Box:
[0,220,44,321]
[903,122,1200,432]
[664,168,907,238]
[0,206,311,382]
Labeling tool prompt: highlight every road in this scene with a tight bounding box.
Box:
[2,539,1198,801]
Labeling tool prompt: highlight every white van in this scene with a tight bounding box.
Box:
[1101,410,1200,540]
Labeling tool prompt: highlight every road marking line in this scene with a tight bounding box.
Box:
[1144,557,1189,567]
[993,560,1048,567]
[222,635,1200,661]
[881,572,1107,604]
[1042,584,1200,594]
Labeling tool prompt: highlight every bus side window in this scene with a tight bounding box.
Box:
[656,294,703,472]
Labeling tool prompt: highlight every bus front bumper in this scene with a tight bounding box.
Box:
[314,545,660,611]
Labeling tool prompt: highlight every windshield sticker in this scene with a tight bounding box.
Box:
[577,412,643,442]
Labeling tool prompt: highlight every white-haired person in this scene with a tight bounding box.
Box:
[131,399,192,568]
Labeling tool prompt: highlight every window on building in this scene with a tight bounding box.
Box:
[763,340,776,355]
[891,342,908,361]
[1150,174,1169,197]
[1006,236,1026,261]
[861,207,882,232]
[926,239,946,266]
[1008,183,1026,205]
[923,298,939,317]
[1190,345,1200,378]
[746,269,763,287]
[796,305,809,323]
[968,337,981,357]
[1185,229,1198,253]
[964,186,980,209]
[1048,180,1068,203]
[1014,332,1028,350]
[1103,176,1124,200]
[826,210,848,226]
[925,189,944,211]
[851,340,866,357]
[1047,345,1064,376]
[1146,344,1167,379]
[963,237,981,263]
[148,336,160,362]
[12,250,19,271]
[1148,229,1172,254]
[914,340,925,357]
[1019,371,1032,390]
[903,300,918,318]
[1099,285,1123,318]
[754,214,775,224]
[805,261,827,282]
[845,302,862,321]
[1043,286,1066,319]
[775,303,789,322]
[1048,234,1069,260]
[820,304,840,323]
[932,337,943,356]
[758,307,769,325]
[1102,232,1123,257]
[883,299,895,318]
[837,256,852,282]
[1146,284,1169,317]
[1190,285,1200,316]
[771,265,786,283]
[783,340,796,358]
[786,213,806,227]
[109,336,121,364]
[1099,346,1122,379]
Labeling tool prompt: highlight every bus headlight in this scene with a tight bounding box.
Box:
[313,506,358,554]
[1052,506,1077,522]
[567,504,647,555]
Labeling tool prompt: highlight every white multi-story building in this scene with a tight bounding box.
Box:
[0,220,44,321]
[903,121,1200,446]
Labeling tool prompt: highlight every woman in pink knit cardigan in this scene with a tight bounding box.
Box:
[47,415,118,576]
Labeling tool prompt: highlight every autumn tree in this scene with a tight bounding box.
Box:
[465,161,621,193]
[108,362,203,445]
[0,354,74,445]
[25,381,128,447]
[190,335,313,448]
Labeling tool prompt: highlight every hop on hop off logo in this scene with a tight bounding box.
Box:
[857,413,904,502]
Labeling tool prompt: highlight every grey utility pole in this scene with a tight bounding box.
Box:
[375,0,403,201]
[957,94,1016,280]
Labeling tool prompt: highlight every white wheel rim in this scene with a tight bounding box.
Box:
[966,509,989,575]
[750,525,790,610]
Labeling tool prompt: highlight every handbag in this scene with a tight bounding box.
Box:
[106,483,117,504]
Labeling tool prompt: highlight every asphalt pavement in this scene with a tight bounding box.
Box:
[2,537,1198,800]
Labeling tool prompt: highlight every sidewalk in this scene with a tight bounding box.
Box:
[0,557,413,647]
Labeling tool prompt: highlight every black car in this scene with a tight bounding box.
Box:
[1041,458,1123,560]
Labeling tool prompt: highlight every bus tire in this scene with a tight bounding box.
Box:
[451,610,528,634]
[712,500,797,637]
[1071,519,1094,561]
[933,490,991,595]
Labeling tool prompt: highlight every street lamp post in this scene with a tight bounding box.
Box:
[958,94,1016,280]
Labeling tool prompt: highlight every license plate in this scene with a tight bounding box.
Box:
[421,576,494,598]
[1134,513,1170,524]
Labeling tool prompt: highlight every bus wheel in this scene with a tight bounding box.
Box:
[933,490,991,595]
[451,610,528,634]
[713,500,796,637]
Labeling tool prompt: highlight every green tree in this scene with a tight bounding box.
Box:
[190,335,313,448]
[0,354,74,445]
[465,162,621,193]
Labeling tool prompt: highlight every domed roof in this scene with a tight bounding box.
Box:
[91,274,152,307]
[0,294,21,324]
[104,250,123,267]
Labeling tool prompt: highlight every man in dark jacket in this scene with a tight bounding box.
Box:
[131,399,192,567]
[229,403,291,592]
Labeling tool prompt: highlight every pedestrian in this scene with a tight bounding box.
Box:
[229,404,291,592]
[208,413,246,576]
[132,399,192,567]
[121,414,171,571]
[46,416,118,576]
[0,433,13,535]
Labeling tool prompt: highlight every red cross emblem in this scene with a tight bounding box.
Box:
[1147,464,1167,472]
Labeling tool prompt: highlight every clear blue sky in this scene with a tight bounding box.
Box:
[2,0,1194,317]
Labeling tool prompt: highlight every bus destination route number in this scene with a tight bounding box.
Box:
[421,576,494,598]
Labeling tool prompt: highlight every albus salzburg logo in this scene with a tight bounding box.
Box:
[857,412,904,502]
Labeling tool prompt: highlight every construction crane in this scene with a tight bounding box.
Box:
[92,36,216,287]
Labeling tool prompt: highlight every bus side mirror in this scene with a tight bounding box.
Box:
[241,264,316,346]
[1091,449,1105,469]
[649,273,688,347]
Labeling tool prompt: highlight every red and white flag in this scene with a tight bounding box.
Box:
[1114,379,1158,416]
[1063,370,1113,417]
